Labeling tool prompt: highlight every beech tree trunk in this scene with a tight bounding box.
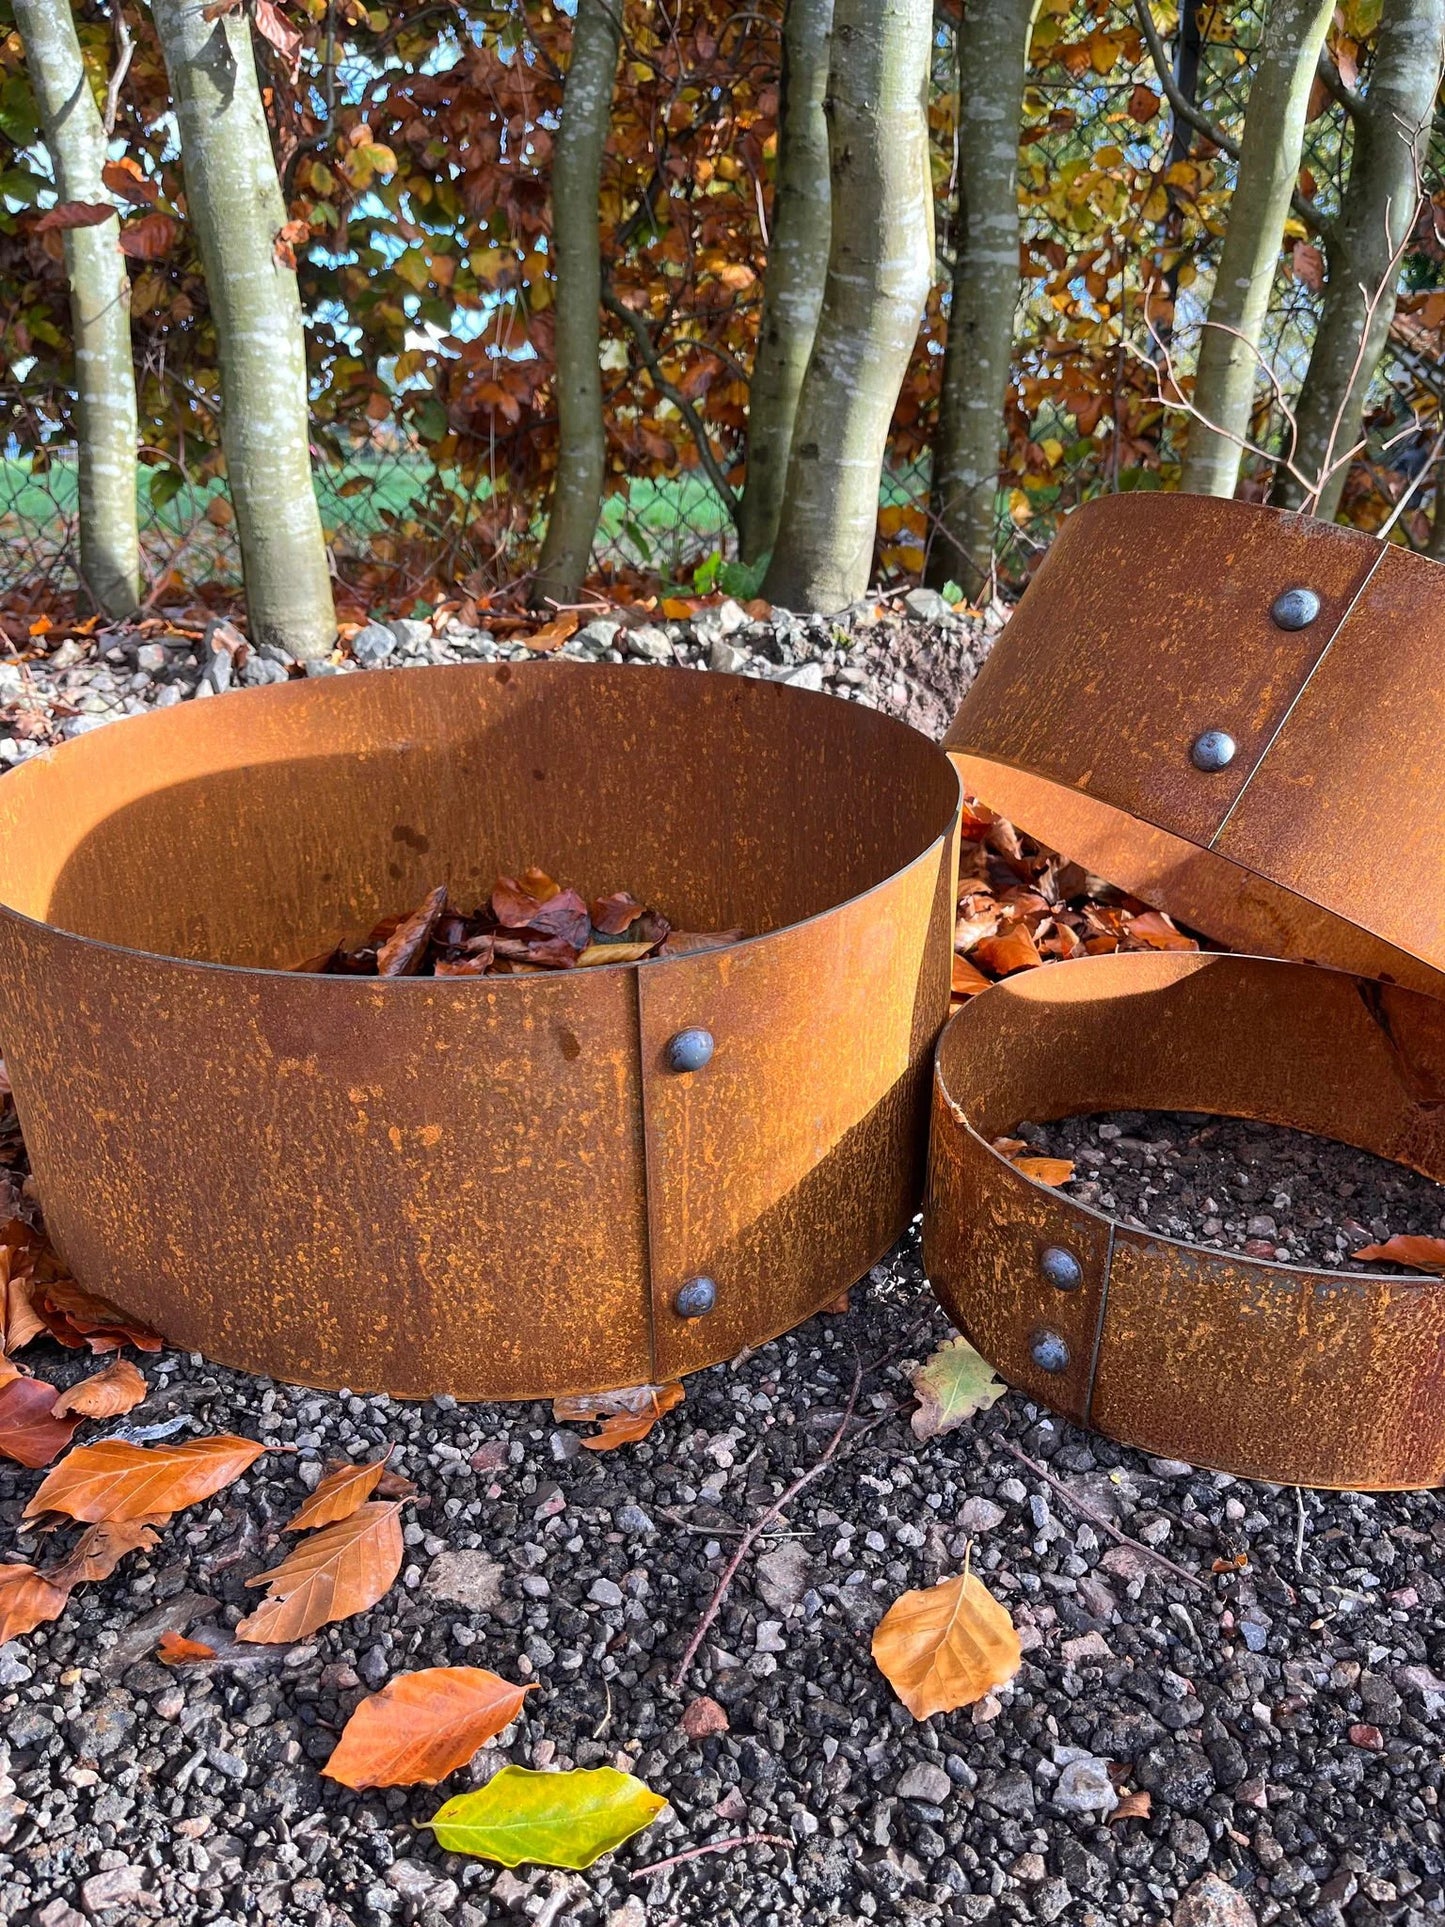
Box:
[150,0,335,658]
[16,0,140,620]
[1179,0,1333,498]
[925,0,1035,597]
[532,0,623,606]
[1273,0,1445,519]
[738,0,833,567]
[762,0,935,613]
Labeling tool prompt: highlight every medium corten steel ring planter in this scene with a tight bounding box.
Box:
[0,662,960,1400]
[945,493,1445,997]
[925,949,1445,1491]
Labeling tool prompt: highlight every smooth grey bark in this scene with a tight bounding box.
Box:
[150,0,335,657]
[738,0,833,566]
[1273,0,1445,518]
[763,0,935,612]
[532,0,622,606]
[925,0,1035,596]
[16,0,140,619]
[1179,0,1333,497]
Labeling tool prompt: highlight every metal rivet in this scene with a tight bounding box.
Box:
[1030,1330,1070,1374]
[674,1275,717,1319]
[1040,1246,1083,1292]
[665,1028,714,1074]
[1271,586,1321,630]
[1190,729,1237,773]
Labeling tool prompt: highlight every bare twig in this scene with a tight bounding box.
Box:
[672,1364,863,1689]
[601,285,741,524]
[995,1438,1208,1593]
[631,1834,793,1880]
[104,3,135,138]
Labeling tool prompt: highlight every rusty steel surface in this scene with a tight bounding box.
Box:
[0,662,960,1400]
[925,950,1445,1490]
[945,494,1445,996]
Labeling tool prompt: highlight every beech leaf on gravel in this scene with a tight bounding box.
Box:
[52,1357,148,1419]
[322,1666,534,1788]
[284,1455,388,1530]
[45,1519,159,1589]
[236,1501,403,1642]
[0,1377,80,1468]
[24,1433,265,1523]
[908,1337,1006,1442]
[872,1569,1021,1719]
[157,1630,217,1663]
[552,1381,684,1451]
[422,1764,666,1868]
[0,1562,70,1641]
[1349,1234,1445,1272]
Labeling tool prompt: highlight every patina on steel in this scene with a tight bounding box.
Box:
[945,493,1445,997]
[0,661,960,1400]
[926,950,1445,1490]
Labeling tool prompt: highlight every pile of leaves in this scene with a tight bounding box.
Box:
[949,797,1205,1001]
[298,868,742,978]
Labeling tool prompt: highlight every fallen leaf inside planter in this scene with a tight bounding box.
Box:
[872,1569,1022,1719]
[1350,1234,1445,1272]
[25,1433,265,1523]
[51,1357,148,1419]
[1010,1155,1076,1186]
[909,1337,1007,1442]
[323,1666,534,1788]
[552,1381,684,1451]
[0,1376,80,1468]
[157,1629,217,1664]
[423,1763,667,1868]
[237,1500,404,1642]
[0,1561,70,1641]
[284,1455,389,1531]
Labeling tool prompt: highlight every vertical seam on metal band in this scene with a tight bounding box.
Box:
[633,968,661,1386]
[1083,1221,1116,1426]
[1208,543,1391,851]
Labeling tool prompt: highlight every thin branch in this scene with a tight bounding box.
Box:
[995,1438,1208,1593]
[631,1835,793,1880]
[602,285,741,524]
[1315,46,1364,121]
[104,3,135,139]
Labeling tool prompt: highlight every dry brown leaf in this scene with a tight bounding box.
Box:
[872,1569,1021,1719]
[0,1377,80,1469]
[1125,909,1197,952]
[0,1241,45,1354]
[237,1501,404,1642]
[1011,1155,1075,1186]
[377,885,448,977]
[524,611,580,653]
[1350,1234,1445,1271]
[971,925,1043,976]
[576,942,657,967]
[51,1357,148,1420]
[1109,1789,1152,1823]
[285,1456,388,1531]
[0,1562,70,1641]
[553,1381,684,1451]
[157,1629,217,1663]
[322,1666,534,1788]
[45,1519,159,1589]
[35,1274,163,1352]
[25,1433,265,1524]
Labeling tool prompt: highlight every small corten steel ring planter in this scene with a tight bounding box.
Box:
[946,492,1445,997]
[925,949,1445,1491]
[0,662,960,1401]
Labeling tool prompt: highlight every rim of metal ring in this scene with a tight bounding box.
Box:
[924,950,1445,1490]
[944,493,1445,999]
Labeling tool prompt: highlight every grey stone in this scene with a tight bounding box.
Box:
[240,656,288,687]
[423,1549,505,1611]
[754,1619,786,1653]
[1173,1874,1258,1927]
[1136,1742,1216,1810]
[386,1861,459,1911]
[576,619,622,654]
[35,1903,87,1927]
[153,684,185,707]
[616,1503,655,1534]
[1034,1879,1073,1923]
[978,1768,1035,1818]
[304,659,343,677]
[260,643,296,666]
[59,713,113,737]
[1053,1755,1118,1816]
[897,1762,952,1805]
[709,638,750,674]
[902,586,955,623]
[625,625,674,663]
[132,643,167,674]
[80,1865,148,1912]
[389,618,433,651]
[756,1540,814,1610]
[588,1577,624,1608]
[69,1693,137,1761]
[958,1497,1006,1533]
[0,1642,32,1685]
[775,660,824,691]
[6,1705,55,1748]
[351,621,397,665]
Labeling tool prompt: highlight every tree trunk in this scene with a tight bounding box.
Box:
[15,0,139,620]
[738,0,834,567]
[925,0,1035,597]
[150,0,335,658]
[1272,0,1445,518]
[1179,0,1333,498]
[532,0,623,606]
[762,0,935,613]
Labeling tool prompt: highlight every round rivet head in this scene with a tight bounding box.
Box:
[674,1276,717,1319]
[1271,586,1321,630]
[1190,729,1237,773]
[665,1028,715,1074]
[1030,1330,1070,1375]
[1040,1246,1083,1292]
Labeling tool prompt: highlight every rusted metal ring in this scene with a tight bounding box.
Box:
[0,661,960,1400]
[925,950,1445,1490]
[945,494,1445,998]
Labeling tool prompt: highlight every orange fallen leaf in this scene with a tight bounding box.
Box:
[0,1562,70,1641]
[157,1629,217,1663]
[1125,909,1197,952]
[951,954,992,997]
[0,1235,46,1354]
[1350,1235,1445,1272]
[237,1501,404,1642]
[45,1519,159,1588]
[1011,1156,1076,1186]
[872,1569,1021,1719]
[553,1381,684,1451]
[524,611,580,653]
[51,1357,148,1420]
[285,1455,389,1531]
[322,1666,534,1789]
[0,1377,81,1468]
[971,925,1042,976]
[35,1274,163,1352]
[25,1433,265,1523]
[1109,1789,1152,1823]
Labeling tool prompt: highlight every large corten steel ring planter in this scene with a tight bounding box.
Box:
[946,493,1445,997]
[0,663,960,1400]
[925,949,1445,1490]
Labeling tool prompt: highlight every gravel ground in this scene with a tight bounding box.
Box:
[1018,1112,1445,1272]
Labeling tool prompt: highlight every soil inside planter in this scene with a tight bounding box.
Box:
[1012,1108,1445,1273]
